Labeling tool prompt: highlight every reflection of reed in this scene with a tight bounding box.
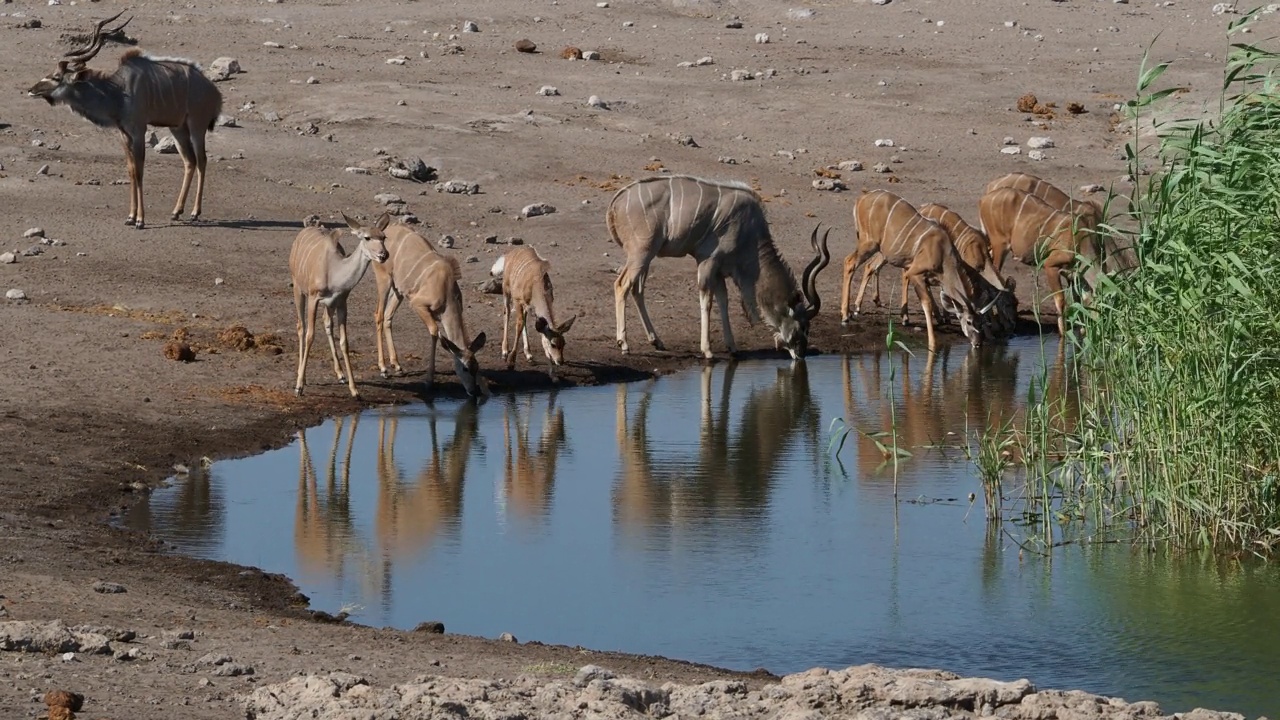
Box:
[499,392,567,532]
[373,402,477,562]
[293,416,380,599]
[612,360,819,540]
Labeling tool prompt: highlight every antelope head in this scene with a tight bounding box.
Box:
[776,225,831,360]
[342,212,391,264]
[533,315,577,366]
[28,11,131,104]
[439,333,489,399]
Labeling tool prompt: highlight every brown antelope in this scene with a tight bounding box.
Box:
[27,11,224,229]
[977,187,1102,336]
[290,213,391,399]
[841,190,994,352]
[984,172,1105,229]
[375,227,488,397]
[500,393,567,531]
[490,247,577,380]
[607,175,830,360]
[370,222,438,379]
[919,202,1019,336]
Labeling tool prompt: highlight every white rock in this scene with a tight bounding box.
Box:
[812,178,847,191]
[1028,150,1046,161]
[755,33,770,43]
[306,76,318,84]
[694,56,714,66]
[1212,2,1235,13]
[386,56,408,65]
[874,138,895,147]
[597,1,609,6]
[786,7,816,19]
[1027,136,1054,149]
[537,85,560,96]
[23,227,45,239]
[582,50,601,60]
[1005,20,1017,27]
[0,253,15,264]
[1001,146,1022,155]
[522,203,557,218]
[872,0,891,4]
[622,20,634,27]
[837,160,863,172]
[1080,184,1105,194]
[214,277,225,286]
[155,136,179,154]
[587,95,608,108]
[1003,136,1017,145]
[6,289,27,301]
[345,167,371,175]
[463,20,479,32]
[263,41,282,48]
[206,57,241,81]
[730,69,754,81]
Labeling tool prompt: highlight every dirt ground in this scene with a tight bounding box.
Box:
[0,0,1250,716]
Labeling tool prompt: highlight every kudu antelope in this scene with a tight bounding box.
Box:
[919,202,1019,336]
[374,225,488,397]
[490,247,577,380]
[607,175,830,360]
[27,11,224,229]
[984,172,1105,228]
[977,187,1102,336]
[840,190,995,352]
[500,393,568,531]
[290,213,391,398]
[370,221,437,379]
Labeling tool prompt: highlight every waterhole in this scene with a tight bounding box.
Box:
[125,336,1280,717]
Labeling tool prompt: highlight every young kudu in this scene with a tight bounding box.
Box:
[375,229,488,398]
[370,222,438,379]
[840,189,994,352]
[919,202,1019,336]
[607,175,829,360]
[290,214,391,399]
[27,11,224,229]
[490,246,577,380]
[977,187,1103,336]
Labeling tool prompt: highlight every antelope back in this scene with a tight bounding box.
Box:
[986,172,1103,226]
[919,203,990,271]
[981,188,1086,261]
[855,190,947,263]
[289,227,344,291]
[501,246,552,303]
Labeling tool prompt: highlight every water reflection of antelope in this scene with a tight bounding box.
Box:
[612,361,820,541]
[293,416,379,595]
[839,341,1077,485]
[374,402,478,561]
[499,392,568,532]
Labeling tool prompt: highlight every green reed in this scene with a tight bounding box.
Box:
[981,16,1280,554]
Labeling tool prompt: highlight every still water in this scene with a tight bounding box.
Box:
[125,336,1280,718]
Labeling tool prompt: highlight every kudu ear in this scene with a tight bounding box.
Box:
[374,213,391,232]
[557,315,577,334]
[342,213,363,231]
[438,335,463,356]
[469,332,487,353]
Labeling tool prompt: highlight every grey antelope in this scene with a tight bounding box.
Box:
[290,213,391,399]
[370,222,437,379]
[27,11,224,229]
[840,189,995,352]
[607,175,830,360]
[984,172,1105,229]
[373,225,488,398]
[977,187,1103,336]
[490,247,577,380]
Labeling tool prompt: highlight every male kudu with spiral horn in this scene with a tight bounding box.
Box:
[27,10,224,229]
[607,175,830,361]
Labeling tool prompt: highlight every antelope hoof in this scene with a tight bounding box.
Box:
[337,374,347,383]
[125,217,136,226]
[189,213,201,222]
[134,221,146,230]
[349,390,362,400]
[295,386,304,397]
[171,212,181,221]
[379,368,390,379]
[651,339,667,351]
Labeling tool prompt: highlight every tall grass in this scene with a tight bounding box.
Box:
[989,16,1280,553]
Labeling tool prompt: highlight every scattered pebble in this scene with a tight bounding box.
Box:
[463,20,479,32]
[1080,183,1105,194]
[587,95,608,109]
[386,56,408,65]
[515,39,537,53]
[206,57,241,81]
[1001,146,1022,155]
[812,178,847,191]
[787,7,816,19]
[1003,136,1017,146]
[92,581,127,594]
[498,632,518,643]
[755,33,770,43]
[23,227,44,239]
[521,203,557,218]
[0,253,15,264]
[837,160,863,172]
[582,50,601,60]
[872,162,892,173]
[874,139,895,147]
[537,85,560,96]
[1028,150,1046,161]
[1027,136,1054,149]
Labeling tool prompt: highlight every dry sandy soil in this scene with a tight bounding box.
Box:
[0,0,1257,716]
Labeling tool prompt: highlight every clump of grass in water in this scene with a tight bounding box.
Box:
[981,17,1280,554]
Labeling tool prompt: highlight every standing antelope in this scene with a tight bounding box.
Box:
[977,187,1102,336]
[290,213,391,399]
[984,172,1105,228]
[27,11,224,229]
[607,175,829,360]
[919,202,1019,335]
[490,247,577,380]
[370,222,438,379]
[841,189,994,352]
[375,229,488,398]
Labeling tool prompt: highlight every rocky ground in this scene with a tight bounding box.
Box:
[0,0,1265,717]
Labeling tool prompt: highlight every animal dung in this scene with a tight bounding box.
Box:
[560,46,583,60]
[515,39,537,53]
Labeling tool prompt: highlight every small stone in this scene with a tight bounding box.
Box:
[306,76,318,84]
[22,227,44,239]
[263,111,282,122]
[439,235,456,248]
[386,56,408,65]
[693,56,714,66]
[872,0,890,4]
[582,50,601,60]
[462,20,479,32]
[465,256,479,263]
[1212,2,1235,13]
[345,167,371,175]
[1003,136,1017,145]
[522,203,556,218]
[730,69,754,81]
[436,179,480,195]
[787,7,816,19]
[60,652,77,662]
[1027,136,1054,149]
[263,41,282,48]
[214,277,225,286]
[837,160,863,172]
[93,581,127,594]
[622,20,635,27]
[597,1,609,6]
[1028,149,1046,161]
[537,85,560,96]
[215,115,238,127]
[37,164,50,176]
[587,95,608,109]
[22,245,44,257]
[874,138,895,147]
[812,178,847,191]
[207,57,241,81]
[1080,183,1105,194]
[717,156,739,164]
[1001,146,1022,155]
[755,33,770,43]
[1005,20,1017,27]
[574,665,616,687]
[375,192,405,206]
[726,18,743,28]
[872,162,892,173]
[498,632,518,642]
[515,39,537,53]
[0,253,13,265]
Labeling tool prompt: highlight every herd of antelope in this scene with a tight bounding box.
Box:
[26,12,1111,402]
